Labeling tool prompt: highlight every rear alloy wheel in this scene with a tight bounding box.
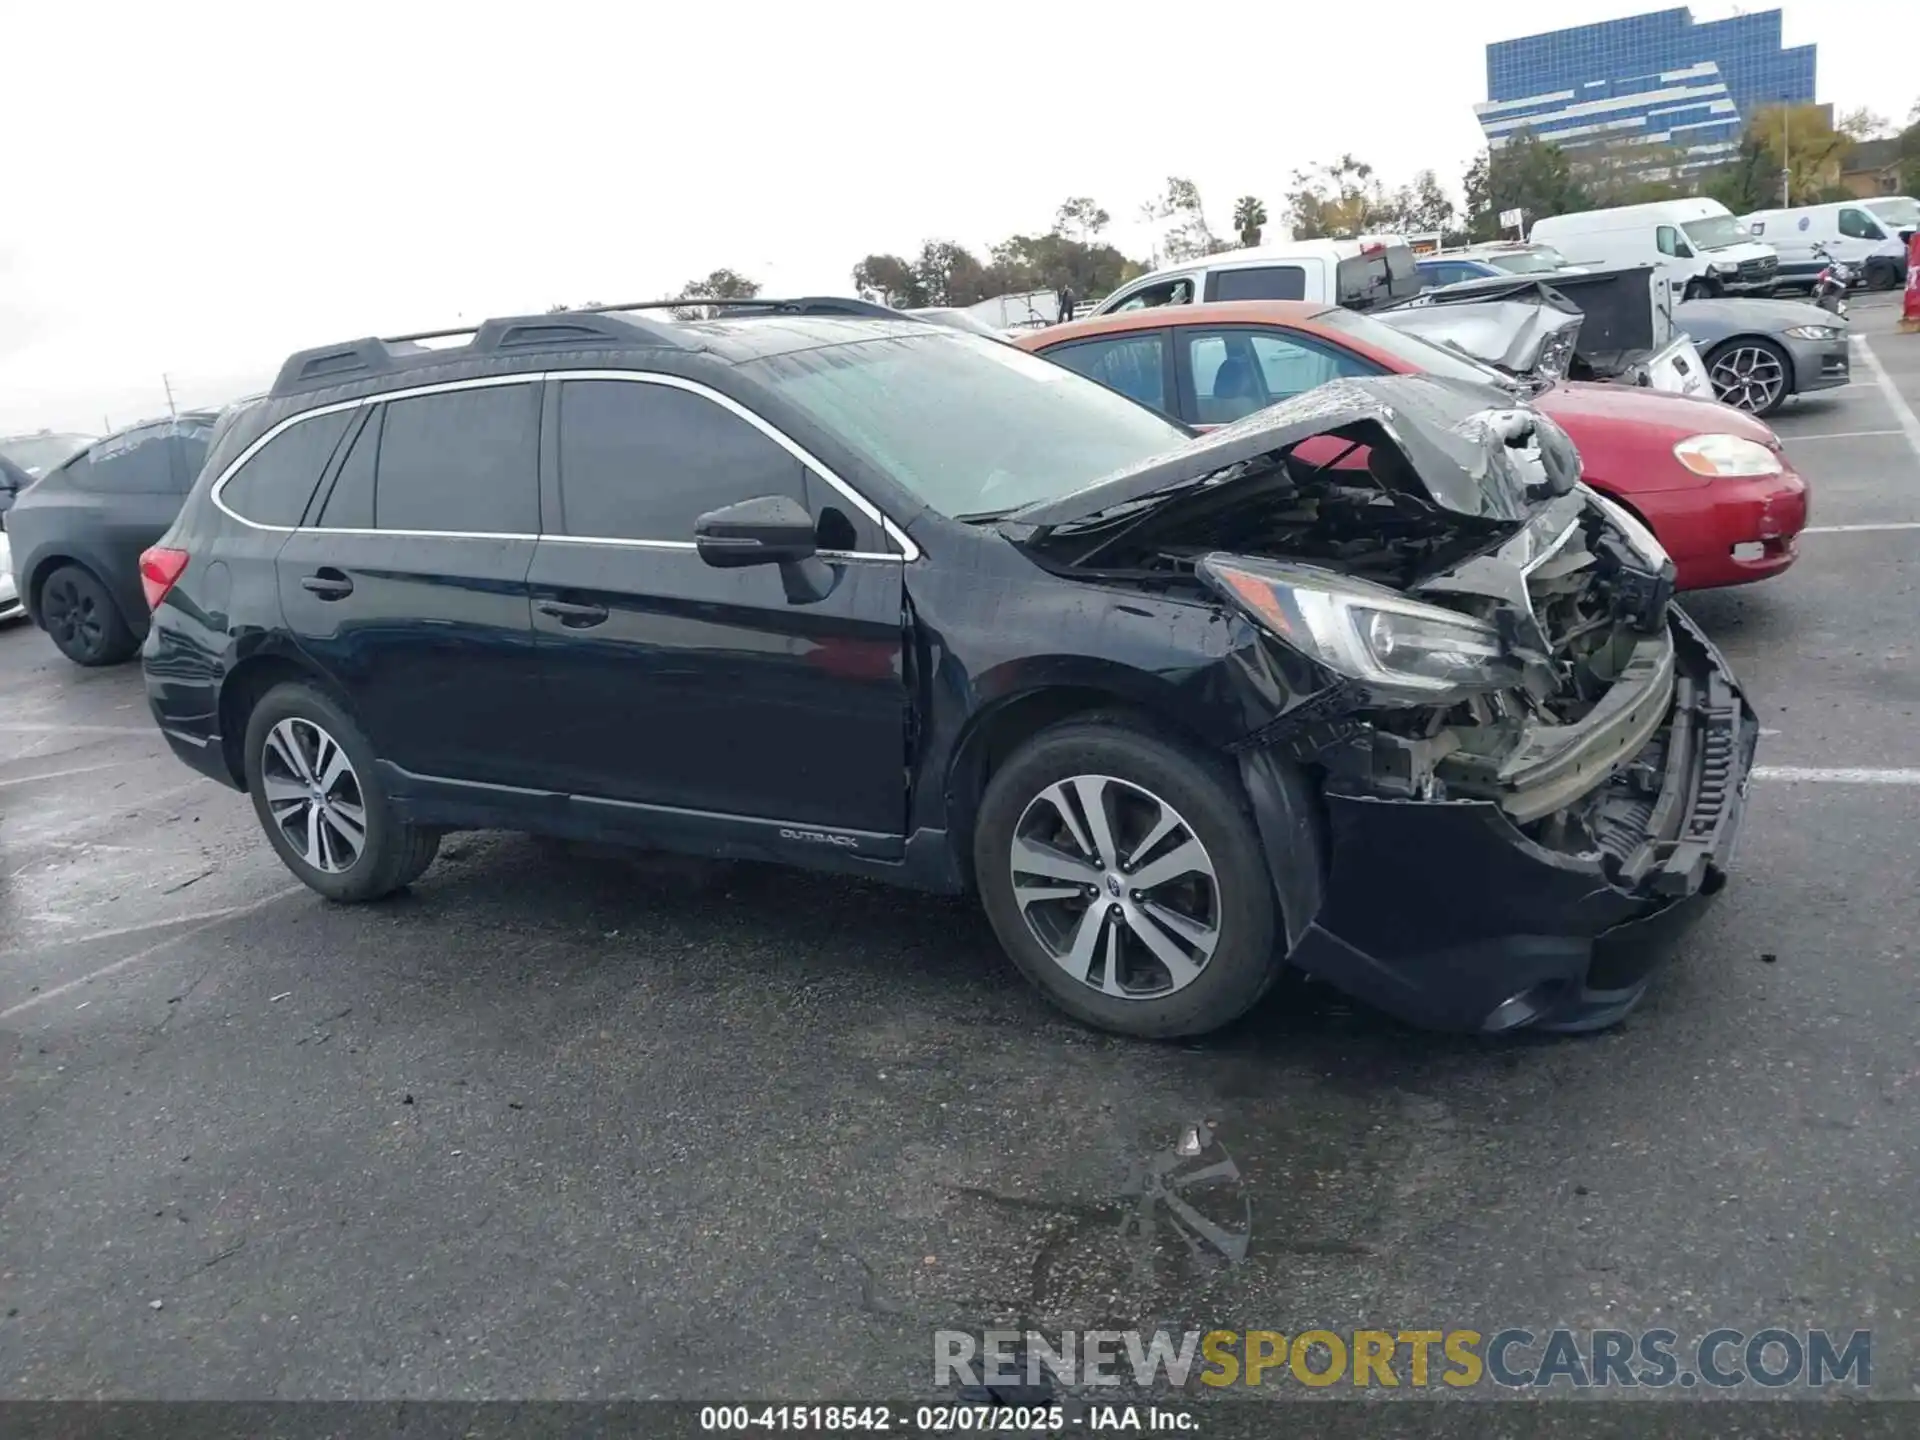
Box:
[39,564,138,666]
[1705,339,1790,415]
[243,681,439,902]
[974,718,1278,1038]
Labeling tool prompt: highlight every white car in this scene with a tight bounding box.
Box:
[0,528,22,622]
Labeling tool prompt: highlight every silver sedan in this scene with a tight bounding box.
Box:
[1675,297,1851,416]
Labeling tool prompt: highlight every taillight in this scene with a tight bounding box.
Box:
[139,546,189,610]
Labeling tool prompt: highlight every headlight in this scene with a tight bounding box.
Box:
[1710,260,1738,274]
[1198,555,1522,705]
[1784,324,1844,340]
[1673,433,1783,477]
[1579,485,1671,569]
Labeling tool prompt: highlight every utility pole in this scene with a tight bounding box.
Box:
[161,374,177,418]
[1780,104,1792,207]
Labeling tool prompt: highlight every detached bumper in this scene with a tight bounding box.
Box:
[1282,611,1757,1034]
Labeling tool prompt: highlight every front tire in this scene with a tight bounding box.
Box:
[40,564,137,666]
[1863,259,1901,292]
[972,716,1279,1038]
[1705,338,1791,415]
[243,681,439,901]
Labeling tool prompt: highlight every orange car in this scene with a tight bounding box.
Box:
[1014,301,1807,591]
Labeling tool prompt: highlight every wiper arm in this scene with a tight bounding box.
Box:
[954,508,1014,524]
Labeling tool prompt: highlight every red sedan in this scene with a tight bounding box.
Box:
[1015,301,1808,590]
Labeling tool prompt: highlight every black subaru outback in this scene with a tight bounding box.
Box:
[140,298,1756,1038]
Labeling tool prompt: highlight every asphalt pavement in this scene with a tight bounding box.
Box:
[3,296,1919,1407]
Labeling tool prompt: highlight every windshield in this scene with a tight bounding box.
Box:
[0,433,91,476]
[1680,214,1749,252]
[1315,306,1514,389]
[748,330,1189,518]
[1865,197,1920,228]
[1486,246,1571,275]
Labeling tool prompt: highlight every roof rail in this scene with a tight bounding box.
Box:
[271,296,918,399]
[541,295,914,322]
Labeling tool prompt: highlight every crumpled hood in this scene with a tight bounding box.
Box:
[1001,374,1582,534]
[1376,297,1583,382]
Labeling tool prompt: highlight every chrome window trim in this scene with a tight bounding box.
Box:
[208,368,919,562]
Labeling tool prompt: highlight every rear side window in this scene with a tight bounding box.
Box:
[220,411,352,525]
[65,420,213,496]
[315,410,378,528]
[373,383,539,534]
[1043,333,1170,413]
[1208,266,1306,302]
[556,379,806,542]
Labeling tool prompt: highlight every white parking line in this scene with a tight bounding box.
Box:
[1803,522,1920,534]
[0,723,157,737]
[1852,336,1920,458]
[0,887,304,1022]
[0,758,151,789]
[1781,429,1905,441]
[1754,766,1920,785]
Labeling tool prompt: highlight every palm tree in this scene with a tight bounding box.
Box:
[1232,196,1268,248]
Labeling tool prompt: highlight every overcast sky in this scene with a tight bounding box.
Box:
[3,0,1912,433]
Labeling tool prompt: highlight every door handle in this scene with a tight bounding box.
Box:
[301,569,354,599]
[536,598,610,628]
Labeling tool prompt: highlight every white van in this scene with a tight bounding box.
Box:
[1087,237,1422,317]
[1530,199,1780,300]
[1741,198,1915,291]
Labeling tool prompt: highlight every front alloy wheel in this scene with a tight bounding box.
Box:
[1011,775,1219,999]
[973,716,1281,1038]
[260,717,367,874]
[1707,343,1788,414]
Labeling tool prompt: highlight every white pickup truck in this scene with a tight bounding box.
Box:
[1087,237,1425,316]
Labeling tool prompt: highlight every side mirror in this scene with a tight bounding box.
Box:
[694,494,818,569]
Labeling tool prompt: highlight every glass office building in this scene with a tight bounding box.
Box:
[1477,8,1815,170]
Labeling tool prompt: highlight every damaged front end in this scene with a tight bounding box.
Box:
[1007,376,1758,1033]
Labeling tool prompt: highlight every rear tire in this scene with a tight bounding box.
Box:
[243,682,438,902]
[972,715,1279,1038]
[39,564,137,666]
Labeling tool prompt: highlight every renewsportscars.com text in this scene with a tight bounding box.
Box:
[935,1327,1871,1390]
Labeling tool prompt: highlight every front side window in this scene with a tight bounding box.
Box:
[1043,333,1170,414]
[556,379,810,542]
[1656,226,1681,257]
[1837,208,1885,240]
[1208,265,1307,302]
[221,411,353,525]
[749,330,1189,519]
[372,383,539,534]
